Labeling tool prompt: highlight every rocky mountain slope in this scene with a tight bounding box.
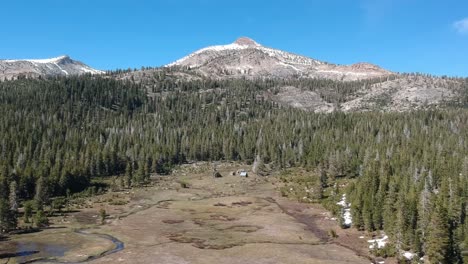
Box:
[0,55,103,80]
[162,37,466,112]
[166,37,392,81]
[118,67,466,113]
[340,75,465,112]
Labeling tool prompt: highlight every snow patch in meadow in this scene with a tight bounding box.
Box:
[402,251,416,260]
[368,235,388,249]
[336,194,352,226]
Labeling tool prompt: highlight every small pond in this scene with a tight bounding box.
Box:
[0,230,124,263]
[0,240,67,262]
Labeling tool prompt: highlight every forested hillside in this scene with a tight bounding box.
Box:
[0,74,467,262]
[116,67,468,112]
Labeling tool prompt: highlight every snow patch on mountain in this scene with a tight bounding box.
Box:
[167,43,251,67]
[257,46,322,66]
[54,62,69,75]
[4,55,70,64]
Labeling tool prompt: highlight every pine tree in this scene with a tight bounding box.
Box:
[312,175,324,201]
[23,201,33,223]
[0,198,16,233]
[144,159,151,182]
[34,177,49,210]
[135,161,146,186]
[426,199,451,264]
[125,162,133,188]
[419,179,432,243]
[34,209,49,228]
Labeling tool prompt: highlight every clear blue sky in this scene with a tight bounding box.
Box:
[1,0,467,76]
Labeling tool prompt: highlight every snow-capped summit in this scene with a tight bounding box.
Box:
[166,37,391,81]
[3,55,72,64]
[0,55,104,81]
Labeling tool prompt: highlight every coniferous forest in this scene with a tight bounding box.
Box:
[0,73,468,263]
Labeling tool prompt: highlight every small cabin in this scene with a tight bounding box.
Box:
[239,171,248,177]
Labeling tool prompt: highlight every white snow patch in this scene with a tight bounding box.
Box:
[3,55,69,64]
[166,43,251,67]
[81,66,105,74]
[343,208,352,226]
[278,62,300,72]
[402,251,415,260]
[54,63,69,75]
[336,194,348,207]
[336,194,352,226]
[368,235,388,249]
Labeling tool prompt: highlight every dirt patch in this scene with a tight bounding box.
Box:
[231,201,252,206]
[192,219,205,226]
[167,233,205,245]
[156,200,172,209]
[162,219,185,224]
[167,232,242,250]
[74,211,98,225]
[193,242,240,250]
[275,199,375,262]
[275,199,330,242]
[209,214,236,221]
[221,225,262,233]
[181,208,197,213]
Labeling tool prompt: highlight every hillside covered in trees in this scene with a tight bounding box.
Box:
[0,73,467,263]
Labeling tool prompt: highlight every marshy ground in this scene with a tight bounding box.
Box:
[1,163,373,264]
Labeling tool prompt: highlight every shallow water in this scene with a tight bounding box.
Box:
[0,240,67,262]
[0,230,124,264]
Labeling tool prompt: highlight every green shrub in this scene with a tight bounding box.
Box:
[34,210,49,228]
[328,229,338,238]
[178,179,190,188]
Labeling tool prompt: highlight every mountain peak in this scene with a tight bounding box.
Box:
[55,55,70,60]
[0,55,103,80]
[234,37,260,47]
[349,62,387,72]
[167,38,391,81]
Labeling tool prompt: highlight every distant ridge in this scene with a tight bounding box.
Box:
[0,55,103,80]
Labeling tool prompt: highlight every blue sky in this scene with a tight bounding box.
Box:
[1,0,467,76]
